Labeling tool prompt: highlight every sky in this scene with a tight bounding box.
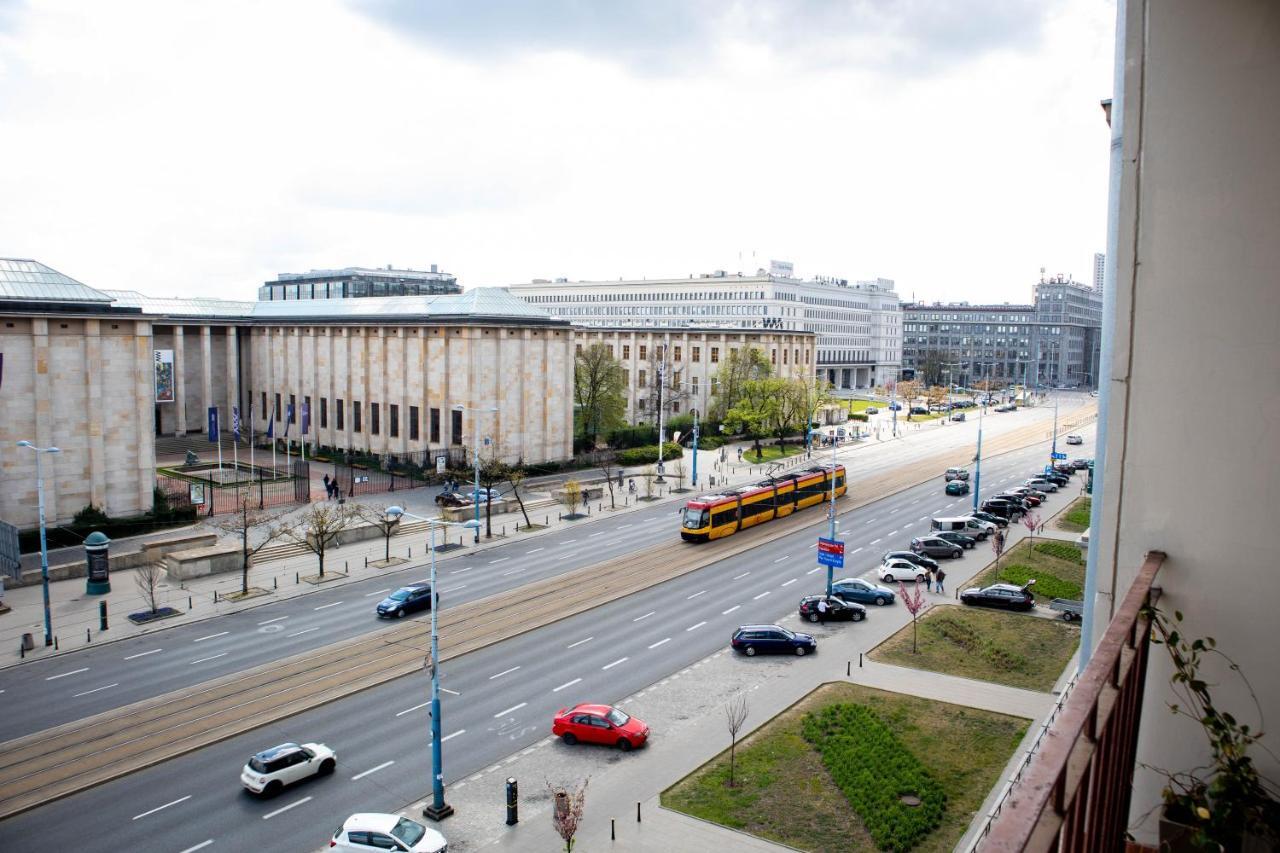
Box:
[0,0,1116,305]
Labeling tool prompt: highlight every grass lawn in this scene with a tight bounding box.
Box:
[871,605,1079,692]
[1056,497,1092,532]
[969,539,1086,604]
[661,682,1028,853]
[846,399,879,413]
[743,443,806,463]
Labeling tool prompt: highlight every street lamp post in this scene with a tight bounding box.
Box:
[385,506,480,822]
[453,405,497,543]
[17,440,61,647]
[972,403,985,513]
[825,437,839,597]
[691,408,700,488]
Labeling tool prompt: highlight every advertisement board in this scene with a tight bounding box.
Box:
[154,349,175,402]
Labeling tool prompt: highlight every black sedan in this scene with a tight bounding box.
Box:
[375,583,436,618]
[882,550,939,571]
[945,480,970,496]
[435,491,471,507]
[936,531,977,550]
[960,581,1036,612]
[731,625,817,656]
[798,595,866,624]
[970,511,1009,528]
[831,577,896,606]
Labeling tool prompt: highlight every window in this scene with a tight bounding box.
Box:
[692,346,701,362]
[353,401,362,433]
[674,345,682,361]
[639,345,647,360]
[672,402,680,413]
[638,369,647,387]
[771,348,777,364]
[320,397,327,429]
[389,404,399,438]
[371,402,380,435]
[622,344,631,359]
[303,395,311,427]
[711,346,720,363]
[451,409,463,445]
[430,408,441,443]
[336,399,344,431]
[409,406,419,440]
[261,391,267,417]
[289,395,296,423]
[275,393,282,421]
[691,376,699,394]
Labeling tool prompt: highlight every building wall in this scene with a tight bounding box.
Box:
[1098,0,1280,841]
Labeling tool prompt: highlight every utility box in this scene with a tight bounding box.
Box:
[85,531,111,595]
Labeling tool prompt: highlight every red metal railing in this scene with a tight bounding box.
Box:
[979,550,1166,852]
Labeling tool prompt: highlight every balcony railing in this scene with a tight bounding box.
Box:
[978,550,1166,852]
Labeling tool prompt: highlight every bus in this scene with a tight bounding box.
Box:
[680,464,847,543]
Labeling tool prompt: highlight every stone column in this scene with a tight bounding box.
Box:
[31,318,60,524]
[173,326,187,436]
[135,321,157,514]
[200,326,214,435]
[226,326,240,428]
[85,319,107,511]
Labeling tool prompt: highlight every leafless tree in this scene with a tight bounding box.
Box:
[353,503,402,563]
[672,455,687,490]
[134,562,164,615]
[505,464,534,527]
[725,694,751,787]
[215,495,289,595]
[547,778,589,853]
[281,502,360,578]
[596,453,618,509]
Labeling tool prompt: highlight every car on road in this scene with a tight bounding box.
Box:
[1041,471,1070,487]
[831,577,897,606]
[731,624,818,656]
[865,406,880,414]
[434,491,471,507]
[888,402,902,411]
[971,510,1009,528]
[944,467,970,481]
[1024,478,1059,493]
[376,583,435,619]
[910,536,963,559]
[553,703,650,751]
[951,412,966,421]
[945,480,970,496]
[1071,458,1092,470]
[1066,434,1084,445]
[935,531,977,550]
[882,550,939,571]
[798,594,867,623]
[910,406,930,415]
[241,742,335,797]
[331,813,447,852]
[878,559,929,584]
[960,581,1037,612]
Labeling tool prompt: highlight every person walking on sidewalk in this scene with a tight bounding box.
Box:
[934,567,946,595]
[925,566,935,593]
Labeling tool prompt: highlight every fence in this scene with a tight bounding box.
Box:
[156,460,311,516]
[327,446,467,498]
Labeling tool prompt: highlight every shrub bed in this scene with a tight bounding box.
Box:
[1057,497,1092,532]
[848,412,870,422]
[996,564,1083,601]
[801,704,946,851]
[1032,540,1084,563]
[615,441,684,466]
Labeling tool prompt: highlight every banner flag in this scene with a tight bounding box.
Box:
[208,407,219,443]
[232,406,241,441]
[301,401,310,435]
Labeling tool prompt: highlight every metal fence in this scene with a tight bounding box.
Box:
[329,447,468,499]
[156,460,311,516]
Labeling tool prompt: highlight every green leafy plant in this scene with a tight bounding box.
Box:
[1032,541,1085,563]
[996,564,1083,601]
[616,442,683,466]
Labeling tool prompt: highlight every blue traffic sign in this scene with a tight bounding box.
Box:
[1051,452,1067,460]
[817,537,845,569]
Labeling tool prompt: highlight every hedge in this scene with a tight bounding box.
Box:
[998,564,1083,601]
[1032,541,1084,564]
[607,425,658,449]
[801,703,946,851]
[848,412,870,422]
[616,442,684,466]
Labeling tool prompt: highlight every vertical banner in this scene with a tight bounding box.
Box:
[154,349,175,402]
[301,401,310,435]
[283,403,293,437]
[266,403,275,439]
[232,406,241,442]
[208,407,219,442]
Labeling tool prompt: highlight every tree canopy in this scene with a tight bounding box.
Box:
[574,343,627,447]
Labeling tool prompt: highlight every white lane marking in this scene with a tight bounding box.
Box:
[617,524,632,530]
[442,730,466,742]
[753,592,770,600]
[918,516,928,522]
[851,547,862,554]
[352,760,395,781]
[489,557,509,564]
[732,572,750,580]
[451,566,473,574]
[686,590,706,600]
[45,667,89,681]
[589,532,606,537]
[632,611,655,622]
[889,508,899,514]
[124,649,161,661]
[865,518,877,524]
[287,627,319,637]
[553,678,582,692]
[396,701,430,717]
[262,796,312,819]
[501,567,524,576]
[494,702,527,718]
[781,578,797,587]
[193,631,229,642]
[73,682,119,698]
[440,584,467,593]
[807,567,823,574]
[686,621,706,631]
[190,652,228,665]
[649,638,671,649]
[567,636,593,649]
[489,666,521,680]
[258,616,289,625]
[911,499,921,505]
[889,528,899,535]
[722,605,741,615]
[870,538,882,545]
[601,657,628,670]
[365,588,392,597]
[178,841,213,853]
[561,539,577,544]
[773,556,789,563]
[133,794,191,820]
[314,601,343,611]
[441,688,461,696]
[527,548,544,554]
[808,543,816,548]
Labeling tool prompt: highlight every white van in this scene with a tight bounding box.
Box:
[930,516,994,540]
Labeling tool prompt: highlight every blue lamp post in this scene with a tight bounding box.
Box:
[452,405,497,544]
[17,440,60,646]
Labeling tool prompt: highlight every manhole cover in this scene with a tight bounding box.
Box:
[900,794,922,807]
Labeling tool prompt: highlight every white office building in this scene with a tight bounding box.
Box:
[507,270,901,392]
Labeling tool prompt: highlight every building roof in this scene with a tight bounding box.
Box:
[250,287,563,324]
[102,290,256,318]
[0,259,114,304]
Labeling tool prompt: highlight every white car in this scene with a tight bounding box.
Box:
[879,559,929,584]
[240,742,335,796]
[332,813,448,852]
[1066,434,1084,445]
[1025,478,1059,493]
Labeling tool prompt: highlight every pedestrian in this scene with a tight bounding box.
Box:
[628,479,636,495]
[924,567,935,592]
[817,597,829,623]
[935,567,946,595]
[322,474,331,499]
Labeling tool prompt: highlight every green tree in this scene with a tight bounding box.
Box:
[726,376,783,458]
[710,347,772,421]
[791,377,835,445]
[574,344,627,447]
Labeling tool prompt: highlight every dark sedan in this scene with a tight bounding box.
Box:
[435,491,471,507]
[910,536,963,559]
[1071,458,1092,470]
[831,577,896,607]
[798,595,866,624]
[945,480,970,496]
[882,550,939,571]
[970,511,1009,528]
[731,625,817,656]
[936,531,977,550]
[375,583,436,618]
[960,581,1036,612]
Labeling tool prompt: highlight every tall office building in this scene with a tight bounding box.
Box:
[1093,252,1106,291]
[258,265,460,301]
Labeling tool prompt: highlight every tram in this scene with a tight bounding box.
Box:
[679,464,847,542]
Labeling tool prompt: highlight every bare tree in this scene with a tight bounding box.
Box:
[281,502,360,578]
[134,562,164,615]
[504,464,534,527]
[898,580,930,653]
[353,502,402,563]
[672,455,687,491]
[215,495,289,595]
[725,694,751,787]
[560,479,582,518]
[991,529,1007,570]
[596,453,618,509]
[548,778,589,853]
[1022,511,1043,548]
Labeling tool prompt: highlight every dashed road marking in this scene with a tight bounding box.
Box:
[178,841,213,853]
[686,590,706,600]
[781,578,797,587]
[732,572,750,580]
[442,730,466,742]
[193,632,229,643]
[352,760,395,781]
[262,796,311,819]
[314,601,343,611]
[494,702,527,718]
[553,678,582,692]
[489,666,521,680]
[287,627,319,638]
[489,557,509,564]
[567,636,593,648]
[753,592,770,600]
[73,682,118,698]
[45,668,89,681]
[649,638,671,649]
[124,649,161,661]
[722,605,740,615]
[686,621,706,631]
[396,701,430,717]
[258,616,289,625]
[133,795,191,820]
[601,657,628,670]
[190,653,227,665]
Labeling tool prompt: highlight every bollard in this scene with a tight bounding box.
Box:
[273,576,278,590]
[612,818,616,840]
[99,600,108,631]
[409,547,412,558]
[54,635,59,650]
[637,801,641,822]
[87,628,91,643]
[346,561,349,572]
[213,590,218,604]
[860,652,863,668]
[19,642,24,659]
[296,571,300,584]
[188,595,193,610]
[847,660,850,676]
[502,525,506,536]
[505,777,519,825]
[365,556,369,567]
[545,515,549,526]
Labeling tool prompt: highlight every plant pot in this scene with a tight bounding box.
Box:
[1159,815,1207,852]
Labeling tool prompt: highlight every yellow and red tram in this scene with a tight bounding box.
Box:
[680,464,847,542]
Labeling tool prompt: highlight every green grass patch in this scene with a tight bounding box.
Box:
[1056,497,1092,532]
[743,443,806,463]
[1033,540,1084,563]
[970,539,1086,605]
[662,682,1029,853]
[846,400,878,413]
[871,606,1080,692]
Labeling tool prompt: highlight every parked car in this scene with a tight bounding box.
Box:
[1041,471,1070,487]
[945,480,970,496]
[935,531,977,550]
[879,559,929,584]
[951,412,967,422]
[831,577,897,606]
[1003,490,1041,506]
[1071,458,1092,470]
[376,583,435,619]
[882,550,939,571]
[241,742,335,797]
[1025,478,1059,493]
[434,491,471,507]
[944,467,970,481]
[911,536,963,559]
[331,814,447,853]
[960,581,1037,612]
[865,406,880,414]
[552,703,650,750]
[970,510,1009,528]
[981,500,1024,520]
[1066,434,1084,445]
[730,625,817,656]
[910,406,929,415]
[798,594,866,623]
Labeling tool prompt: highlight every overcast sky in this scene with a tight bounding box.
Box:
[0,0,1115,304]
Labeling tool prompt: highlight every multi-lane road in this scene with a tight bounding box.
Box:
[0,423,1094,853]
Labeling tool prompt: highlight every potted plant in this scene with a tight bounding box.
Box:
[1143,606,1280,851]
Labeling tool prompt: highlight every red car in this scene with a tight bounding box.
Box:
[552,704,649,751]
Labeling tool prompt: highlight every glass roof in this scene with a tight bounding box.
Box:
[250,288,557,322]
[0,259,114,303]
[102,290,255,318]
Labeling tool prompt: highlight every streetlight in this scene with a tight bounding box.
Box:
[17,440,60,647]
[385,506,480,822]
[452,405,497,543]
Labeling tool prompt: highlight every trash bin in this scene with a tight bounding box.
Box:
[21,633,34,651]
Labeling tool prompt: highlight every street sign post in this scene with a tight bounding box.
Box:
[817,537,845,570]
[1051,452,1067,460]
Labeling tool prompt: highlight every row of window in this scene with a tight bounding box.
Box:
[528,290,767,303]
[577,343,812,367]
[253,391,463,444]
